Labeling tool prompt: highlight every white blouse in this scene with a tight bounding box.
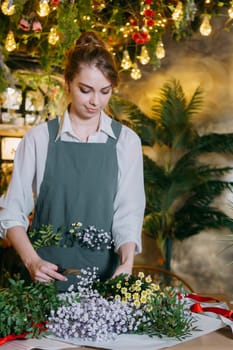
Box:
[0,110,146,253]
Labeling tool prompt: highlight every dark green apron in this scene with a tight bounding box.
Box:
[32,117,121,291]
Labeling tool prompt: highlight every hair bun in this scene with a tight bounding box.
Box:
[75,31,106,49]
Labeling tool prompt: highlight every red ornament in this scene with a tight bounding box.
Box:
[144,8,155,18]
[32,21,42,32]
[132,31,150,45]
[18,18,30,31]
[146,18,155,27]
[145,0,153,4]
[51,0,60,6]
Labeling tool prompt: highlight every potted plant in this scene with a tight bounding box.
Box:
[110,79,233,271]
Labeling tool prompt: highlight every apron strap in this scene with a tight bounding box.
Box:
[46,117,122,143]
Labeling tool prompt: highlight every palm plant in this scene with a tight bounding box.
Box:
[110,79,233,271]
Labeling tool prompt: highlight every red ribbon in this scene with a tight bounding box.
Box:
[185,293,233,321]
[0,322,47,346]
[0,333,28,346]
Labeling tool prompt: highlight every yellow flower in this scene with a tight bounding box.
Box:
[132,292,139,300]
[146,305,153,312]
[140,295,147,304]
[126,292,131,300]
[145,275,152,283]
[138,271,144,279]
[135,279,142,286]
[115,295,121,301]
[121,287,127,294]
[133,299,141,307]
[130,284,136,292]
[141,290,147,297]
[135,285,141,292]
[116,283,121,289]
[151,283,160,291]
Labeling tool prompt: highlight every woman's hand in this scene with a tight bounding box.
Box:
[6,226,67,282]
[26,256,67,282]
[112,262,132,278]
[112,241,136,278]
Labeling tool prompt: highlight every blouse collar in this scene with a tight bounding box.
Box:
[55,108,117,141]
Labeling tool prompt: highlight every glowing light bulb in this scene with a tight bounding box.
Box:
[200,15,212,36]
[5,31,16,52]
[172,1,183,22]
[155,41,165,59]
[228,3,233,19]
[48,26,59,45]
[130,62,142,80]
[1,0,15,15]
[37,0,50,17]
[139,46,150,65]
[121,50,132,70]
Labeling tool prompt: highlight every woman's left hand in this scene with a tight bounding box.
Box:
[112,263,132,278]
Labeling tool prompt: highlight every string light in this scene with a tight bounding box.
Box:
[155,41,165,59]
[130,62,142,80]
[228,1,233,19]
[200,15,212,36]
[48,26,59,45]
[121,49,132,70]
[172,1,183,22]
[5,31,16,52]
[139,45,150,65]
[1,0,15,16]
[37,0,50,17]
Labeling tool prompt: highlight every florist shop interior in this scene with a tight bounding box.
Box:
[0,1,233,349]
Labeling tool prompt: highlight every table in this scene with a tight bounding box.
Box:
[0,327,232,350]
[168,326,233,349]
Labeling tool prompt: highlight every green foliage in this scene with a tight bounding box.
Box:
[94,272,196,339]
[29,224,63,250]
[111,79,233,265]
[136,287,196,339]
[0,278,59,338]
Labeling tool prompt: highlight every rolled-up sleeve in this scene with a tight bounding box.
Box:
[0,131,37,239]
[112,126,146,254]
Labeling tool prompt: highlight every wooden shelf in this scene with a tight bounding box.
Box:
[0,124,31,137]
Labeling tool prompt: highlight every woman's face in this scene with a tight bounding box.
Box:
[67,64,112,120]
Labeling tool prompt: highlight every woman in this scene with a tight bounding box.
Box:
[0,31,145,291]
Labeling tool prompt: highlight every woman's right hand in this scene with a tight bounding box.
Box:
[6,226,67,283]
[26,256,68,282]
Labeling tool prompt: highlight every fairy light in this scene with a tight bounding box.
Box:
[1,0,15,15]
[228,1,233,19]
[121,49,132,70]
[130,62,142,80]
[155,41,165,59]
[5,31,16,52]
[172,1,183,22]
[48,26,59,45]
[139,45,150,65]
[37,0,50,17]
[200,15,212,36]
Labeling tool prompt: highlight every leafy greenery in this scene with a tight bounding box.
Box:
[111,79,233,269]
[29,224,63,250]
[94,272,196,339]
[0,278,59,338]
[1,271,196,341]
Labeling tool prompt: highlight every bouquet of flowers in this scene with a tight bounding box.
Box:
[0,267,196,344]
[1,222,197,344]
[47,267,196,342]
